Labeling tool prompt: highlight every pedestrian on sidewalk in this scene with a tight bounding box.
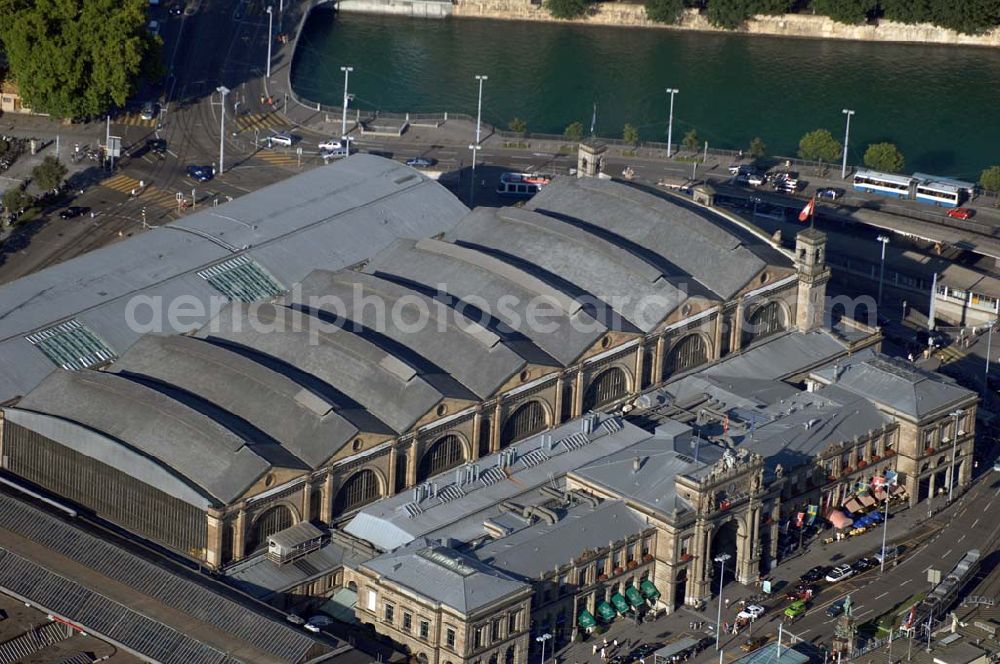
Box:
[613,640,618,650]
[603,639,608,649]
[600,648,606,661]
[592,645,597,656]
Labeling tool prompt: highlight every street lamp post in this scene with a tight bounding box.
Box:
[340,66,354,141]
[876,234,890,308]
[666,88,679,158]
[470,74,487,207]
[879,478,891,574]
[985,321,997,396]
[714,553,731,651]
[536,633,553,664]
[841,109,855,179]
[948,409,965,504]
[265,7,273,79]
[217,86,230,175]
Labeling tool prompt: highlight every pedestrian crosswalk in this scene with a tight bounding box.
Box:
[253,150,302,168]
[115,114,157,127]
[98,174,183,210]
[936,345,968,365]
[234,112,285,134]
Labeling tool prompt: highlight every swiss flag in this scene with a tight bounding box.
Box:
[798,196,816,223]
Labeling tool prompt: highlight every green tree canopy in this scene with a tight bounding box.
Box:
[706,0,754,28]
[810,0,878,25]
[32,156,68,192]
[682,128,700,152]
[645,0,685,23]
[545,0,590,19]
[798,129,842,163]
[863,142,905,173]
[980,166,1000,194]
[0,0,160,118]
[2,188,32,215]
[748,136,766,159]
[622,123,640,145]
[564,121,584,141]
[508,117,527,134]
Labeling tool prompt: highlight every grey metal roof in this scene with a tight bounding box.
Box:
[731,643,810,664]
[364,238,605,367]
[811,354,975,420]
[293,269,526,400]
[445,206,684,333]
[0,155,467,404]
[526,177,773,300]
[109,334,359,468]
[570,430,721,517]
[11,370,273,506]
[473,501,648,580]
[267,522,324,550]
[364,538,528,614]
[197,301,444,435]
[225,535,374,600]
[345,414,649,551]
[696,330,850,382]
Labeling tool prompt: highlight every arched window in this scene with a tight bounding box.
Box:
[417,434,465,482]
[500,401,547,448]
[663,334,708,379]
[394,452,408,493]
[505,646,516,664]
[743,301,786,345]
[247,504,295,552]
[332,469,380,517]
[582,367,628,411]
[221,522,234,565]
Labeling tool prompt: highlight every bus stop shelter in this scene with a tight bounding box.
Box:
[653,638,700,664]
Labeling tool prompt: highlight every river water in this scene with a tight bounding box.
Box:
[291,8,1000,178]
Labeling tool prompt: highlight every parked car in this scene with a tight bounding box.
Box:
[304,615,333,633]
[873,545,902,565]
[784,600,807,620]
[947,207,973,220]
[59,206,90,219]
[186,164,214,182]
[147,138,167,154]
[318,138,343,151]
[737,604,765,620]
[800,566,828,583]
[826,598,847,617]
[825,564,855,583]
[748,173,766,186]
[740,637,769,653]
[817,187,844,200]
[285,614,306,625]
[993,460,1000,472]
[170,3,183,14]
[147,19,160,36]
[140,101,157,121]
[405,157,436,168]
[851,557,876,573]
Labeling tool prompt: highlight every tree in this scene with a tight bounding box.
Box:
[31,156,68,192]
[810,0,878,25]
[2,188,32,215]
[706,0,754,29]
[980,166,1000,195]
[644,0,685,24]
[798,129,842,163]
[545,0,589,19]
[0,0,160,118]
[508,117,527,134]
[564,121,584,141]
[863,142,906,173]
[622,123,640,146]
[748,136,766,159]
[682,129,700,152]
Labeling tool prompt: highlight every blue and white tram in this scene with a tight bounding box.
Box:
[914,180,961,208]
[853,169,916,199]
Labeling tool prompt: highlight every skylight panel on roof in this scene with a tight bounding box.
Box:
[197,255,286,302]
[418,548,476,576]
[25,319,117,371]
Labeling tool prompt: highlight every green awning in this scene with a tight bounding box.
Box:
[610,593,630,614]
[625,585,644,607]
[596,600,616,621]
[640,579,661,600]
[577,610,597,629]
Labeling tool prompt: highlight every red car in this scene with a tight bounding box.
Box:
[947,207,973,220]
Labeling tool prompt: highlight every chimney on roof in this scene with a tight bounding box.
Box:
[633,456,641,474]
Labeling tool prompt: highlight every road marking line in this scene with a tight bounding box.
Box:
[958,535,966,542]
[875,592,889,600]
[972,518,980,528]
[943,549,952,558]
[901,579,912,586]
[923,566,932,573]
[856,609,874,618]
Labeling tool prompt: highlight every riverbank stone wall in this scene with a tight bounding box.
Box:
[444,4,1000,48]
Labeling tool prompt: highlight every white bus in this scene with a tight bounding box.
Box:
[852,169,916,199]
[915,180,961,208]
